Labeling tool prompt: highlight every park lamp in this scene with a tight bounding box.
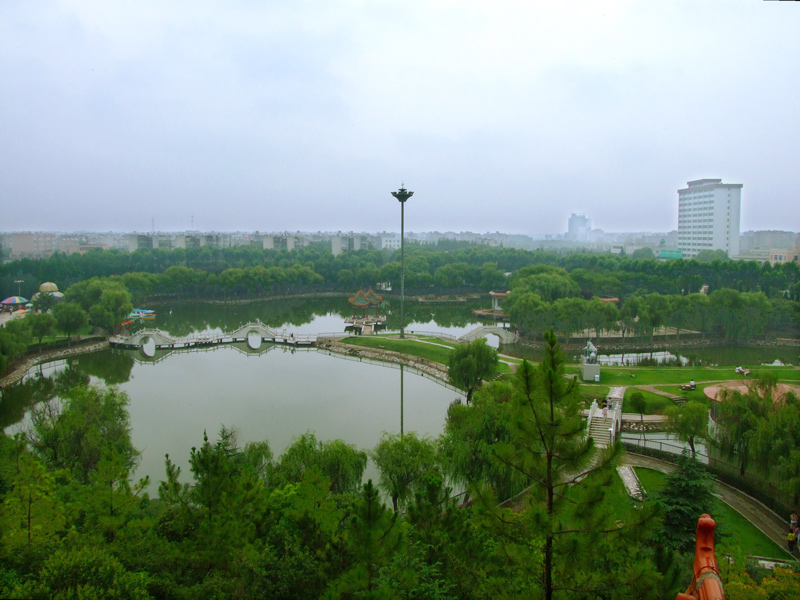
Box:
[391,186,413,339]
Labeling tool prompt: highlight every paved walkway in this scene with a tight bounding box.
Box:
[621,454,794,561]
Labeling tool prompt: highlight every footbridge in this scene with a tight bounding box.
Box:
[459,325,519,344]
[110,321,318,352]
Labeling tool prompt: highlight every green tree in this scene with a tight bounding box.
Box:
[14,545,151,600]
[52,301,87,344]
[655,452,716,552]
[631,247,656,260]
[2,452,65,548]
[714,386,772,476]
[328,480,399,598]
[159,427,272,571]
[32,291,56,313]
[628,391,647,440]
[477,329,659,600]
[695,249,728,262]
[27,385,139,484]
[26,312,56,347]
[0,322,30,373]
[665,401,709,458]
[447,338,499,403]
[371,432,440,512]
[88,287,133,333]
[276,432,367,494]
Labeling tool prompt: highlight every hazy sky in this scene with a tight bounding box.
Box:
[2,1,798,235]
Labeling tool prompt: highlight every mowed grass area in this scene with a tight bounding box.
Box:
[624,388,678,415]
[591,366,800,387]
[341,336,512,374]
[340,335,797,389]
[634,467,790,560]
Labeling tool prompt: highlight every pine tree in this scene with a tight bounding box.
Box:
[475,328,660,600]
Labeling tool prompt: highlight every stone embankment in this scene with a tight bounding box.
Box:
[317,337,450,382]
[0,340,110,389]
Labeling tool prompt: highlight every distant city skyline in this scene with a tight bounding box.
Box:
[2,2,798,234]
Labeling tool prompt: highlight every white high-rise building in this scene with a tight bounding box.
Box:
[677,179,742,258]
[567,213,591,241]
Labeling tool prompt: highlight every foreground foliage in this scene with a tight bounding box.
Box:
[1,361,799,597]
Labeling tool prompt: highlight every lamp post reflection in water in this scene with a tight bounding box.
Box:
[391,185,413,339]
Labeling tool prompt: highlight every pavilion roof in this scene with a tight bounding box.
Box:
[348,287,383,307]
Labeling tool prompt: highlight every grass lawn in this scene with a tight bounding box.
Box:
[652,385,710,405]
[341,336,511,374]
[580,384,610,405]
[625,388,678,415]
[591,366,799,386]
[634,467,789,560]
[340,336,798,391]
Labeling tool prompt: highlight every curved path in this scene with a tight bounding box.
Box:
[622,453,794,560]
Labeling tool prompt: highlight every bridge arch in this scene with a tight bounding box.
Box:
[459,325,518,345]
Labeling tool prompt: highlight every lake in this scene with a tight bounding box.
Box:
[2,297,483,488]
[2,296,796,487]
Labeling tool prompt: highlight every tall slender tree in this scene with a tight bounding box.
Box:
[476,329,659,600]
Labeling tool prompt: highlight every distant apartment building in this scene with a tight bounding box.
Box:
[262,234,307,251]
[770,236,800,266]
[332,235,372,256]
[567,214,591,241]
[739,230,798,255]
[677,179,742,258]
[9,232,58,259]
[379,235,401,251]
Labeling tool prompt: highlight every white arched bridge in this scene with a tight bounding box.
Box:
[110,321,318,352]
[110,322,519,353]
[458,325,519,344]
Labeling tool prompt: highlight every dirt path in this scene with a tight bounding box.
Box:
[622,453,794,560]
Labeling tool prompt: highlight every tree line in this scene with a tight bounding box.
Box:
[504,265,797,343]
[3,244,799,303]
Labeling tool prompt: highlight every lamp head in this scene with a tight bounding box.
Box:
[391,187,414,203]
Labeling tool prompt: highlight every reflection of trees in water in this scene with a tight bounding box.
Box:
[150,298,486,336]
[0,366,91,429]
[75,350,135,385]
[156,297,354,337]
[380,300,484,331]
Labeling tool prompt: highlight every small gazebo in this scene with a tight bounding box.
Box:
[347,287,384,323]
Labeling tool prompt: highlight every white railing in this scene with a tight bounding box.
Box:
[587,399,599,434]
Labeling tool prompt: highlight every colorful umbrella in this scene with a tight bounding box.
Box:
[1,296,28,305]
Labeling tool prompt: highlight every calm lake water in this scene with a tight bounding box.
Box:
[2,298,481,488]
[2,296,796,488]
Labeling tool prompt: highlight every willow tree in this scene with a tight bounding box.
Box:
[447,338,499,403]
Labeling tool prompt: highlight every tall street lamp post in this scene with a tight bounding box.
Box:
[391,185,413,339]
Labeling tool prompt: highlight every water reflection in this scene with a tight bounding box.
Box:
[148,297,488,339]
[2,344,464,490]
[597,351,689,367]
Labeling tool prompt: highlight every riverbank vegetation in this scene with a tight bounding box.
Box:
[2,331,800,597]
[634,467,786,559]
[0,332,665,599]
[2,244,798,339]
[2,244,797,378]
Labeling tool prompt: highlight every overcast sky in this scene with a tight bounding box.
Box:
[1,1,798,235]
